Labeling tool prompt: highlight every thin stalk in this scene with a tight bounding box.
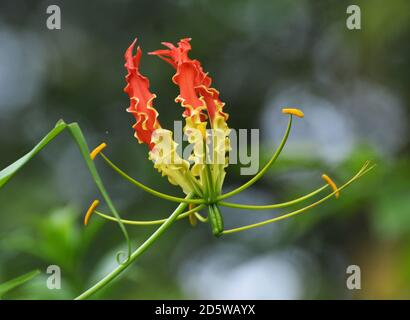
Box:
[75,194,193,300]
[201,138,214,200]
[186,173,204,197]
[194,212,208,223]
[94,204,206,226]
[204,163,215,200]
[219,185,328,210]
[218,115,293,201]
[222,164,374,234]
[100,153,205,204]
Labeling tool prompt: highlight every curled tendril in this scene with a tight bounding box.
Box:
[116,250,130,265]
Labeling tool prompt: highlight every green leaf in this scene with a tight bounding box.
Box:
[0,120,67,188]
[0,120,131,260]
[0,270,41,298]
[67,123,132,259]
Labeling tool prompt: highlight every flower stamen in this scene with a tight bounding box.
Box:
[221,162,373,234]
[99,153,206,204]
[282,108,304,118]
[84,200,100,225]
[217,114,293,200]
[90,143,107,160]
[322,174,340,199]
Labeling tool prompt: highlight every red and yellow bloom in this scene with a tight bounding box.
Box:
[117,37,373,236]
[124,38,230,196]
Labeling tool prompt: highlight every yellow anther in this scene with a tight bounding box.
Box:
[84,200,100,226]
[90,143,107,160]
[321,174,340,199]
[282,108,304,118]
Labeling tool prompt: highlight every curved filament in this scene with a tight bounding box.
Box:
[222,162,374,234]
[99,153,205,204]
[217,115,293,200]
[94,204,206,226]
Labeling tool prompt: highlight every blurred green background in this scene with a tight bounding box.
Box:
[0,0,409,299]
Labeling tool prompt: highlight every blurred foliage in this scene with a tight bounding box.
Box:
[0,269,40,298]
[0,0,409,299]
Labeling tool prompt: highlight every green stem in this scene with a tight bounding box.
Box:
[100,153,205,204]
[75,194,192,300]
[217,115,293,201]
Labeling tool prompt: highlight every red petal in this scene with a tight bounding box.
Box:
[149,38,226,123]
[124,39,160,149]
[173,62,206,113]
[197,86,228,123]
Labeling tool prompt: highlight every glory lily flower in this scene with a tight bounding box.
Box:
[66,36,375,300]
[85,37,374,238]
[0,36,374,300]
